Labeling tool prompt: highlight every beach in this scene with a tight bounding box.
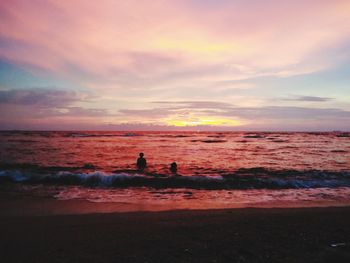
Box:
[1,194,350,263]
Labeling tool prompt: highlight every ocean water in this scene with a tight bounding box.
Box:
[1,131,350,210]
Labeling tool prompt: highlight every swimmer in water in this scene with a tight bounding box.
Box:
[136,152,147,171]
[170,162,177,174]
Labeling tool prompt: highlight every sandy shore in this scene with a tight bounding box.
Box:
[1,194,350,263]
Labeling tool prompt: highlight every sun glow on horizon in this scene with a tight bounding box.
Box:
[164,116,243,127]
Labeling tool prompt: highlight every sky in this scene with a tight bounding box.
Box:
[0,0,349,131]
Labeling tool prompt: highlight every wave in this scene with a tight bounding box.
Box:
[243,135,265,139]
[1,167,350,190]
[191,139,227,143]
[336,133,349,138]
[66,132,141,138]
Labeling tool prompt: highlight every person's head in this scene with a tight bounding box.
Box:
[139,152,144,158]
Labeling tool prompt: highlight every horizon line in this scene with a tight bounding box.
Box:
[0,129,349,133]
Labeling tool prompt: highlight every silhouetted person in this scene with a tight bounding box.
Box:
[136,152,147,171]
[170,162,177,174]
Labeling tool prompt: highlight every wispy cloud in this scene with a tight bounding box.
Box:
[152,101,233,109]
[0,89,109,128]
[0,89,83,107]
[281,95,334,102]
[1,0,349,87]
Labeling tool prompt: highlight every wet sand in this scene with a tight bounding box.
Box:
[0,194,350,262]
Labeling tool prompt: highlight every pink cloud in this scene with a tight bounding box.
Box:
[1,0,349,85]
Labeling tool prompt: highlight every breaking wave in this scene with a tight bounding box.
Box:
[1,167,350,190]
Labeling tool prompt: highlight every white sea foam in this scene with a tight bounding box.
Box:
[1,169,350,189]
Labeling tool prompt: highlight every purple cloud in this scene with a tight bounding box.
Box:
[0,89,82,107]
[281,95,333,102]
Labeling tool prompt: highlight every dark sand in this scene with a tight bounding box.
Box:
[1,194,350,263]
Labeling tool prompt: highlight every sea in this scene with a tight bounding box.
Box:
[1,131,350,211]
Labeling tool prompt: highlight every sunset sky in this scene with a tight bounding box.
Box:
[0,0,349,131]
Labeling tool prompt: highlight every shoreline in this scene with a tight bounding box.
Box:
[2,189,350,217]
